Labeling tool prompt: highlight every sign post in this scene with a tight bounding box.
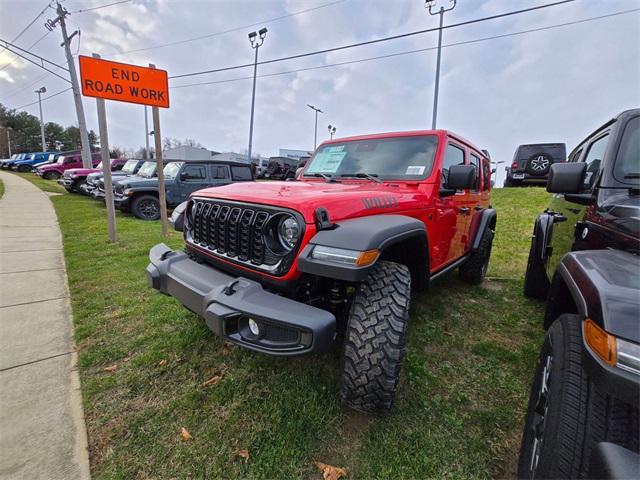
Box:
[78,55,170,237]
[150,64,168,237]
[92,53,117,242]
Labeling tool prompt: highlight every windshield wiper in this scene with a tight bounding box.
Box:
[310,173,337,183]
[340,172,383,183]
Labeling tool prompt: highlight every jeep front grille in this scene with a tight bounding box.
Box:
[187,199,300,275]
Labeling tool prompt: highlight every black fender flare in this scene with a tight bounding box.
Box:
[297,214,427,282]
[126,187,159,196]
[470,208,497,252]
[532,212,555,261]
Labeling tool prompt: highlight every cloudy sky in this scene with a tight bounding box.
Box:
[1,0,638,184]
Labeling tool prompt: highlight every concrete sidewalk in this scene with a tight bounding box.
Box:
[0,172,90,480]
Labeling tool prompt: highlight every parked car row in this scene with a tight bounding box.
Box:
[1,151,60,172]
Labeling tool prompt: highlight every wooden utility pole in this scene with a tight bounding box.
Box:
[93,54,117,242]
[150,64,168,237]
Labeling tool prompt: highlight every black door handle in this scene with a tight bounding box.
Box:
[458,207,470,214]
[553,214,567,223]
[475,205,483,211]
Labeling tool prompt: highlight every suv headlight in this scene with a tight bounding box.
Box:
[278,216,300,250]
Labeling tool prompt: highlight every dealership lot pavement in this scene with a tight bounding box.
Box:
[0,172,89,480]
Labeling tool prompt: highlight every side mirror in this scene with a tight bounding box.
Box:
[169,201,188,232]
[547,163,586,194]
[448,164,477,190]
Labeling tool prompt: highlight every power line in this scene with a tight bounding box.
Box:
[0,1,52,56]
[103,0,347,57]
[0,30,53,72]
[12,87,72,110]
[169,0,576,80]
[0,38,69,72]
[170,8,640,90]
[0,73,51,102]
[0,43,71,83]
[67,0,132,14]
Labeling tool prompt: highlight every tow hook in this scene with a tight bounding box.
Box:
[223,279,240,296]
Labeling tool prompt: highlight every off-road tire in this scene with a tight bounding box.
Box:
[43,171,60,180]
[17,164,31,173]
[131,194,161,220]
[459,229,494,285]
[523,227,550,300]
[339,261,411,414]
[517,314,639,479]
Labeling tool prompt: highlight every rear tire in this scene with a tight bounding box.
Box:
[339,261,411,414]
[459,229,494,285]
[17,164,31,173]
[131,194,161,220]
[517,314,639,479]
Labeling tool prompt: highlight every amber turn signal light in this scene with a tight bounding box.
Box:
[355,249,379,266]
[584,319,617,366]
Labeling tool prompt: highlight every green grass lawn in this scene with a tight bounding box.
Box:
[0,178,4,199]
[14,172,551,478]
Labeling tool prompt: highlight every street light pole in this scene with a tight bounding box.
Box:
[247,27,267,165]
[307,104,323,149]
[35,86,47,151]
[6,127,12,157]
[426,0,456,130]
[328,124,336,140]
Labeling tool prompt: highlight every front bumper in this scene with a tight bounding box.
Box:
[58,178,75,188]
[146,243,335,356]
[113,193,130,209]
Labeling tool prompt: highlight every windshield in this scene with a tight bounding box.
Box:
[121,160,137,174]
[137,161,156,178]
[56,155,66,164]
[96,162,103,169]
[163,162,184,179]
[48,154,56,162]
[304,135,439,180]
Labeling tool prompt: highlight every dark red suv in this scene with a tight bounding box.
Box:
[147,129,497,412]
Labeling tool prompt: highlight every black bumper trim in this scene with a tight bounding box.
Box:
[147,243,335,356]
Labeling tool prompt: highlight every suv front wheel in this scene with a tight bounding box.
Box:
[132,194,161,220]
[339,261,411,414]
[517,314,639,479]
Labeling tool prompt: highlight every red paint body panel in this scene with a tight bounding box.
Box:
[191,130,491,283]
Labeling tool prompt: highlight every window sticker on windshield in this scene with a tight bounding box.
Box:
[327,146,345,153]
[406,165,425,175]
[309,150,347,173]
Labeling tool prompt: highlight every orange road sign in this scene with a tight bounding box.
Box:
[79,55,169,108]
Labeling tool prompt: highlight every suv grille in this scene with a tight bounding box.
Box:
[187,199,298,274]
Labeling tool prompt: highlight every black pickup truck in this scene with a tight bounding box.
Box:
[518,109,639,479]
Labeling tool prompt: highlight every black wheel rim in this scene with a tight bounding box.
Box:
[529,352,553,478]
[138,199,159,219]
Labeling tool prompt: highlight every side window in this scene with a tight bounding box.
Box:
[442,143,465,184]
[231,166,253,181]
[211,166,229,179]
[181,165,206,181]
[64,157,76,164]
[482,158,491,191]
[581,134,609,190]
[113,162,124,171]
[470,153,481,191]
[613,116,639,184]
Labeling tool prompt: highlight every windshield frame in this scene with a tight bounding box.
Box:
[303,134,439,181]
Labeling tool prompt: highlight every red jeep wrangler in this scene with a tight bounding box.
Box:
[147,130,497,413]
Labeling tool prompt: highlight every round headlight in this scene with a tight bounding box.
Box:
[278,216,300,250]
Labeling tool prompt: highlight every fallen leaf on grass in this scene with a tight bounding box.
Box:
[222,341,234,355]
[158,359,167,366]
[236,449,250,463]
[202,365,228,387]
[315,461,348,480]
[103,364,118,372]
[123,353,133,363]
[180,427,193,441]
